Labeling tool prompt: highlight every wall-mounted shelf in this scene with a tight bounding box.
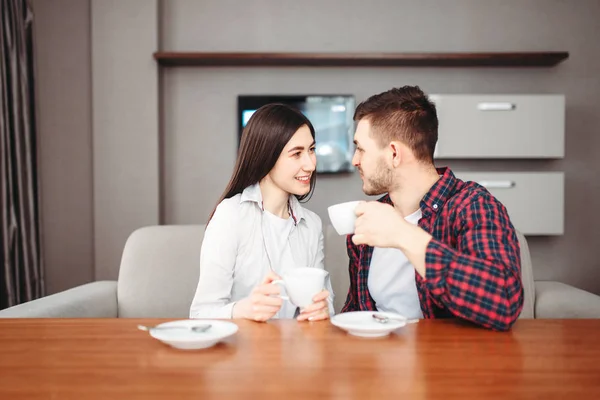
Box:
[153,51,569,67]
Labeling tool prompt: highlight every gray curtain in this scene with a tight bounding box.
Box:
[0,0,44,309]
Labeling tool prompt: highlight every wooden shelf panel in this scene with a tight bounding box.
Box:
[154,52,569,67]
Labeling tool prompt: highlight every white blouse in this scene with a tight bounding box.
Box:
[189,183,334,319]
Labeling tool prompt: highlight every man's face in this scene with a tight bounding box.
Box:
[352,119,393,196]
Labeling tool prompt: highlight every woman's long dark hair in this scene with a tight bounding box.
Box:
[207,103,317,224]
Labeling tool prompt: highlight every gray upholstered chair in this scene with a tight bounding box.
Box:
[2,224,600,319]
[0,225,204,318]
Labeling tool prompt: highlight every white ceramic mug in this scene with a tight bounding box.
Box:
[327,200,361,235]
[271,267,328,308]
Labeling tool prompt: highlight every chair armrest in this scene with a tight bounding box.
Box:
[0,281,118,318]
[535,281,600,319]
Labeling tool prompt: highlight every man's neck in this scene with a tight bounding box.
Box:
[388,165,440,216]
[259,179,290,218]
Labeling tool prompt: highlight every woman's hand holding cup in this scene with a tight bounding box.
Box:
[233,271,283,322]
[296,289,331,322]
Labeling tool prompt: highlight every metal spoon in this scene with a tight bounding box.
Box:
[372,313,419,324]
[137,324,212,333]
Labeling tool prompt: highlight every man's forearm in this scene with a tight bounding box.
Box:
[424,239,523,331]
[395,225,433,277]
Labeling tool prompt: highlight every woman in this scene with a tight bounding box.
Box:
[190,104,333,322]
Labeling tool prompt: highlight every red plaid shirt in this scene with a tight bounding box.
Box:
[341,167,524,331]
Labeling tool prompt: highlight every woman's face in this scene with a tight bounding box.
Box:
[267,125,316,196]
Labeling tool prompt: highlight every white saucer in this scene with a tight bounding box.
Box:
[331,311,407,338]
[147,319,238,350]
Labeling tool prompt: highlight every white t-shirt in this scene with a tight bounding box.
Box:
[367,209,424,319]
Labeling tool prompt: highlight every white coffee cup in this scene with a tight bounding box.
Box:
[271,267,328,308]
[327,200,361,235]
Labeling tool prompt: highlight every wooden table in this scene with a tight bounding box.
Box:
[1,318,599,399]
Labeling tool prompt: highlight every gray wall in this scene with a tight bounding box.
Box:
[33,0,600,295]
[91,0,160,280]
[32,0,94,294]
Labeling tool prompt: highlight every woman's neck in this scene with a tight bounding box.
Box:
[259,179,290,218]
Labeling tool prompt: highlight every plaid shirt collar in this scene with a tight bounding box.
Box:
[377,167,459,213]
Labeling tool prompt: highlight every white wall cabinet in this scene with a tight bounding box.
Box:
[453,172,564,235]
[431,95,565,159]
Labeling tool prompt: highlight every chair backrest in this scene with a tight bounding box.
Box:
[324,224,535,319]
[116,225,205,317]
[324,225,351,314]
[517,231,535,318]
[115,224,535,319]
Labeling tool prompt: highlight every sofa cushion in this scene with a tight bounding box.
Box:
[117,225,204,317]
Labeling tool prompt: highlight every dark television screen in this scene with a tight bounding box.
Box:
[237,95,355,173]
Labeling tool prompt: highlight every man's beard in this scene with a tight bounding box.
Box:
[361,158,393,196]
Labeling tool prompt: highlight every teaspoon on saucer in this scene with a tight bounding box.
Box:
[372,314,419,324]
[137,324,212,333]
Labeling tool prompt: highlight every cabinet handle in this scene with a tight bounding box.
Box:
[477,102,516,111]
[477,180,516,189]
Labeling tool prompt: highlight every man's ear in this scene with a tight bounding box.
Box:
[389,141,403,167]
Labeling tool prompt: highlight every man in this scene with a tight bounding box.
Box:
[342,86,523,331]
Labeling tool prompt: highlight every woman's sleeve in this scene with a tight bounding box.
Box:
[189,201,240,319]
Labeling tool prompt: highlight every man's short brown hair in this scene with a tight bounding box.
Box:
[354,86,438,163]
